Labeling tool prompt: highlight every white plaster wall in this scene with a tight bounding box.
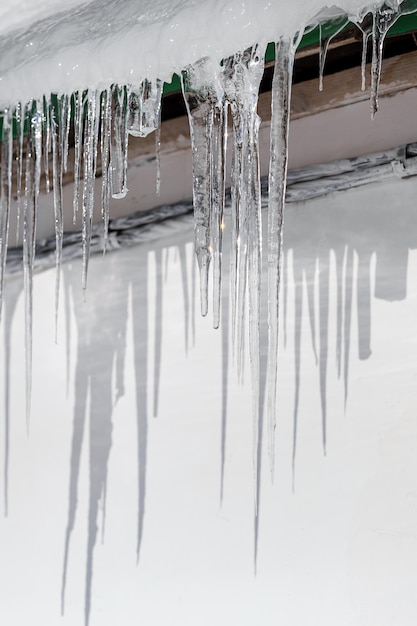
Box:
[0,176,417,626]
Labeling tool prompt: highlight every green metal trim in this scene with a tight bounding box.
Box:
[163,74,182,96]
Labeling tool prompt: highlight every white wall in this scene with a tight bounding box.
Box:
[1,175,417,626]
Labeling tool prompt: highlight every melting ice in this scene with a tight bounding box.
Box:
[0,0,412,491]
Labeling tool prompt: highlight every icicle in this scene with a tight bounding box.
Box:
[141,79,162,136]
[223,65,245,371]
[211,100,227,329]
[110,85,129,199]
[227,95,241,356]
[154,82,163,196]
[155,126,161,196]
[141,79,162,137]
[318,13,349,91]
[61,94,71,174]
[81,90,100,292]
[55,94,71,327]
[354,12,373,91]
[370,2,400,118]
[223,48,264,387]
[127,88,142,136]
[50,98,64,339]
[182,46,264,502]
[43,97,51,194]
[100,89,111,251]
[73,90,84,225]
[223,46,264,507]
[181,59,217,317]
[0,108,13,321]
[23,102,43,429]
[128,79,162,138]
[267,36,298,481]
[15,103,25,245]
[128,79,164,195]
[247,111,262,512]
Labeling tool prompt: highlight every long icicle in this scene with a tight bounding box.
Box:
[318,13,349,91]
[72,90,84,225]
[15,102,25,245]
[267,36,298,481]
[43,97,51,195]
[224,57,242,357]
[223,55,246,375]
[247,110,262,513]
[0,108,13,322]
[181,60,216,317]
[238,48,264,510]
[100,89,112,252]
[110,85,129,199]
[211,98,227,329]
[354,12,373,92]
[139,79,162,137]
[370,2,400,117]
[23,102,43,429]
[81,89,100,292]
[50,98,64,340]
[223,49,264,384]
[223,46,264,507]
[61,94,71,174]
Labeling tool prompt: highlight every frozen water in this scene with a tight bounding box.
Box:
[0,0,412,489]
[81,89,100,292]
[266,36,299,480]
[1,3,417,622]
[181,59,217,316]
[0,108,12,323]
[318,11,350,91]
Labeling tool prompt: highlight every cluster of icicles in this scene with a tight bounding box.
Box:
[0,1,411,501]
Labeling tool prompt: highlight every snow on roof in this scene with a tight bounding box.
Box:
[0,0,400,106]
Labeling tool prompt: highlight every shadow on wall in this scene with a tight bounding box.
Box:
[283,190,416,473]
[61,237,195,626]
[2,181,417,625]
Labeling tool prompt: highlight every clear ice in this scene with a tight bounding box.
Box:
[181,59,221,317]
[267,36,298,481]
[0,0,407,488]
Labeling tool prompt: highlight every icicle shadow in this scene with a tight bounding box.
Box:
[334,245,346,378]
[178,243,190,353]
[153,248,163,417]
[253,247,268,573]
[219,233,230,506]
[356,250,373,360]
[343,247,355,410]
[131,249,149,563]
[291,255,304,490]
[2,276,22,517]
[283,178,417,470]
[60,251,130,626]
[318,252,330,455]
